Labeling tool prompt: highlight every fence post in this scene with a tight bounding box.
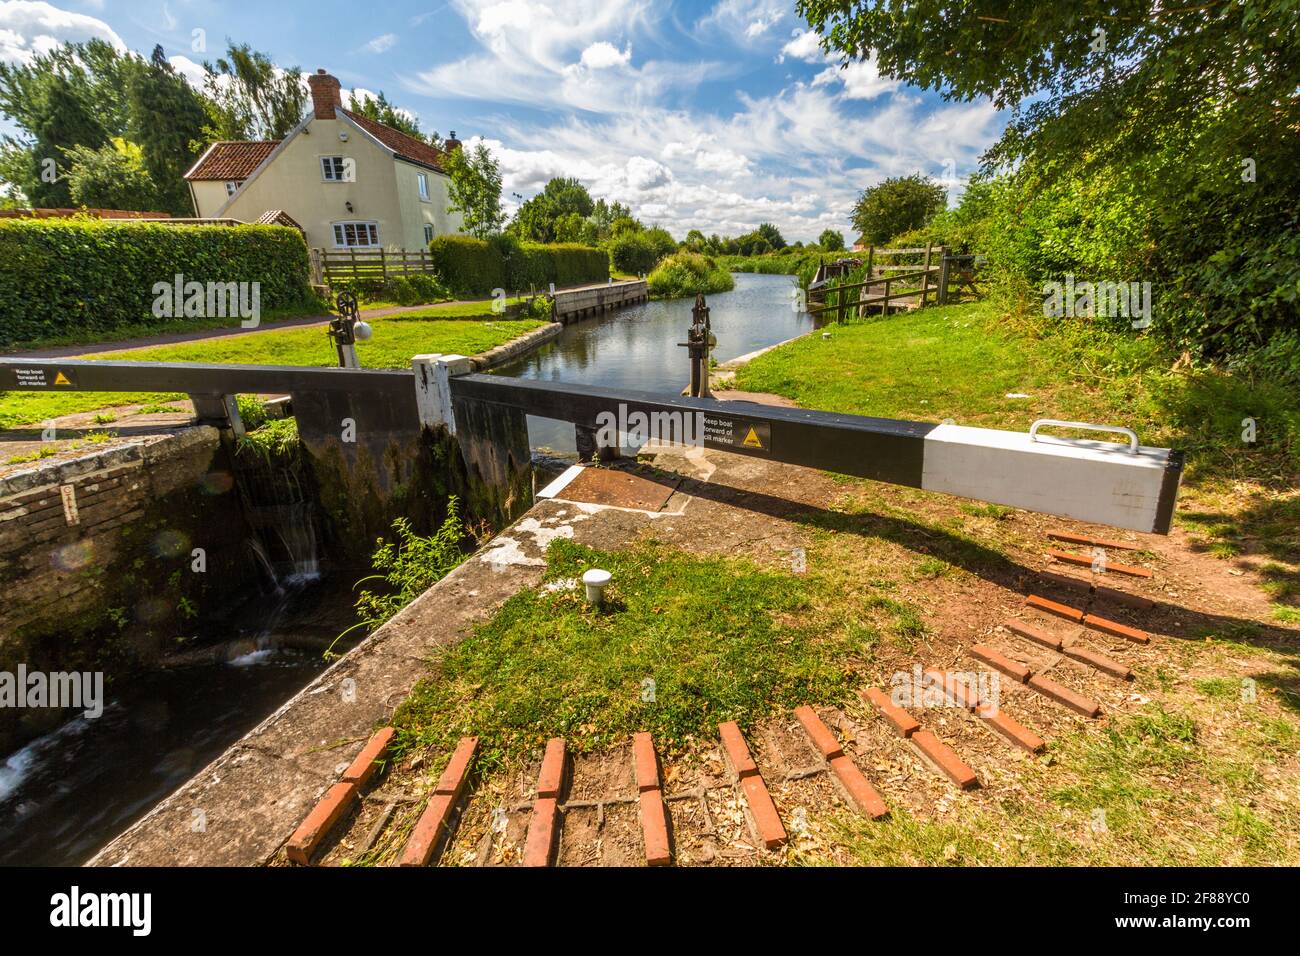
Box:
[380,248,388,281]
[920,241,932,307]
[938,246,950,305]
[883,278,891,315]
[866,245,874,281]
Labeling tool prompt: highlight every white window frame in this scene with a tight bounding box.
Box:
[321,156,349,182]
[224,180,242,196]
[423,223,434,244]
[332,221,380,248]
[417,172,430,201]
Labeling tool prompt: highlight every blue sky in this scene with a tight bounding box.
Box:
[0,0,1006,241]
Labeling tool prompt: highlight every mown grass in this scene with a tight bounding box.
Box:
[0,315,546,428]
[814,699,1300,866]
[735,300,1300,611]
[391,538,876,776]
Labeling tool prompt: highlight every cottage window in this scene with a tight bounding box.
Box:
[423,223,434,244]
[417,173,430,201]
[321,156,349,181]
[332,221,380,248]
[224,180,242,196]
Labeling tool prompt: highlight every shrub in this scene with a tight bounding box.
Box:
[428,234,607,296]
[647,252,735,299]
[0,219,314,347]
[328,273,451,306]
[607,232,659,275]
[427,235,507,295]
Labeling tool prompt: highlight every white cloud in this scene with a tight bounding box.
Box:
[363,33,398,54]
[812,57,901,101]
[0,0,124,64]
[697,0,788,42]
[578,41,630,70]
[404,0,720,115]
[777,29,823,64]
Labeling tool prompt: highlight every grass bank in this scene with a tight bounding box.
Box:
[735,300,1299,622]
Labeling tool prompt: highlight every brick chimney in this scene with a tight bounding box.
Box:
[308,69,342,120]
[444,130,462,153]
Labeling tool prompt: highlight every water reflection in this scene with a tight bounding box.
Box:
[494,273,814,453]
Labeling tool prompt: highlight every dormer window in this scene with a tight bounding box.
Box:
[321,156,349,182]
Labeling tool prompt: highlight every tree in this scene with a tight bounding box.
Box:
[63,138,158,210]
[203,43,306,140]
[348,90,438,146]
[128,47,207,214]
[818,229,844,251]
[756,222,785,250]
[444,141,505,239]
[851,174,945,246]
[509,177,596,242]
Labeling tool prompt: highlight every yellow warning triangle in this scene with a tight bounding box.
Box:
[742,427,763,448]
[53,371,71,385]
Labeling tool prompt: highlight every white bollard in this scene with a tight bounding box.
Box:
[582,568,612,606]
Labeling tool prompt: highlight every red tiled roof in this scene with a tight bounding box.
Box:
[340,109,447,173]
[185,141,280,181]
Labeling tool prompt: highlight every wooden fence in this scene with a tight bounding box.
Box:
[808,243,978,321]
[312,248,438,286]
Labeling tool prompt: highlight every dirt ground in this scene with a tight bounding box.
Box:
[269,405,1297,868]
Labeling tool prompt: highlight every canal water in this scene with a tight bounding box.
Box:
[495,272,815,453]
[0,271,808,866]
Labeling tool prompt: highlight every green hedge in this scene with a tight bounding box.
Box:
[428,235,607,296]
[0,219,314,347]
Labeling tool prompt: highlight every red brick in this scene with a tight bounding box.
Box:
[974,703,1046,754]
[1048,549,1152,578]
[1005,618,1065,651]
[522,797,560,867]
[911,731,979,790]
[399,736,479,867]
[860,686,921,738]
[922,669,982,710]
[1047,530,1139,551]
[739,775,787,850]
[286,782,357,865]
[1082,613,1150,644]
[632,732,660,793]
[970,644,1031,683]
[793,705,844,759]
[1025,594,1084,623]
[827,754,889,819]
[718,721,758,778]
[341,726,396,788]
[398,793,455,867]
[1026,674,1102,718]
[434,736,479,795]
[1062,644,1133,680]
[638,790,672,866]
[535,737,567,798]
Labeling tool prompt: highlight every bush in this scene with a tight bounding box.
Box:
[647,252,735,299]
[0,219,314,347]
[607,233,660,276]
[428,235,607,296]
[329,273,451,306]
[427,235,507,295]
